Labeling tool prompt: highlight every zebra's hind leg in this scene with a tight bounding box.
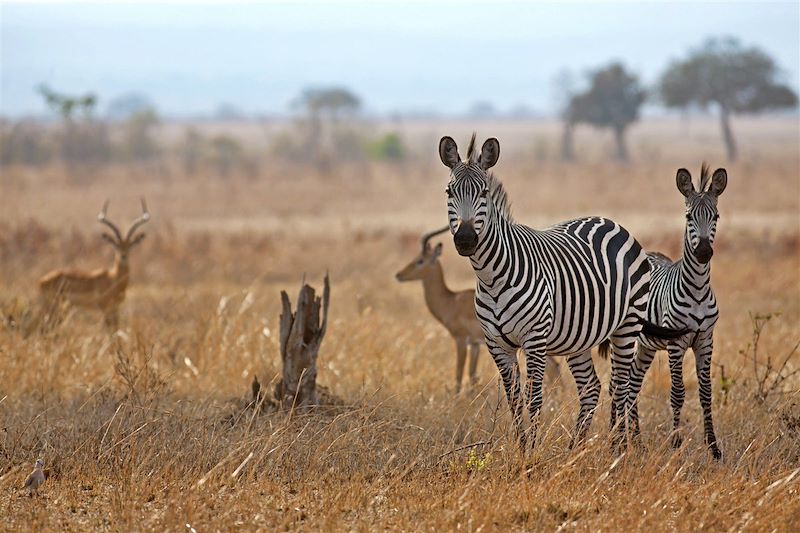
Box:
[521,338,548,450]
[693,330,721,460]
[566,349,600,447]
[487,339,525,447]
[667,340,690,449]
[628,343,657,438]
[608,322,641,445]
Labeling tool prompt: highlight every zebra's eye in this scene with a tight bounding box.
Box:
[445,187,453,198]
[685,213,692,221]
[713,214,720,221]
[480,188,489,198]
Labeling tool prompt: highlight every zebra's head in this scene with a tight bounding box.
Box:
[676,164,728,264]
[439,134,500,256]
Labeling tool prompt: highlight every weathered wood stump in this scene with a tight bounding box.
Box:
[273,274,330,409]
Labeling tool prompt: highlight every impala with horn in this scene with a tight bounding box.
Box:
[39,198,151,329]
[396,226,561,393]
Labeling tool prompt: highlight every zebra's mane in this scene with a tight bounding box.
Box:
[699,162,711,192]
[462,133,513,222]
[487,172,514,223]
[465,132,479,164]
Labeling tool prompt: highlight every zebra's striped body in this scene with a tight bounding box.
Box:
[628,165,727,460]
[440,134,651,446]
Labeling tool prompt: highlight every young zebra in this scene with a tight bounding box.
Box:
[439,134,682,447]
[628,165,727,460]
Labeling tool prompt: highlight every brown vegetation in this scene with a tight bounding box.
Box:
[0,119,798,531]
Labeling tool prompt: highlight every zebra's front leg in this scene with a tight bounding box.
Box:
[628,343,657,438]
[668,340,689,448]
[693,330,721,460]
[486,339,524,446]
[566,349,600,447]
[521,338,548,450]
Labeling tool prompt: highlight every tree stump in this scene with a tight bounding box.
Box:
[274,274,330,409]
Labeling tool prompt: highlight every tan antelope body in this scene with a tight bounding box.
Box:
[396,227,560,393]
[39,199,150,329]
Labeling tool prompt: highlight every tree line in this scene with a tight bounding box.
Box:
[561,37,797,162]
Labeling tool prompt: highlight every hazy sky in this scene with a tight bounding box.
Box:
[2,1,798,117]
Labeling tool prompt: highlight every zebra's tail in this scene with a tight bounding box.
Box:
[598,340,611,360]
[597,320,688,359]
[641,320,690,339]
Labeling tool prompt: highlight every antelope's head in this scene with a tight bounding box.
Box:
[439,134,500,257]
[675,165,727,264]
[98,198,151,262]
[395,226,449,282]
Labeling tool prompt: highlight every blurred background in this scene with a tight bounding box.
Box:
[2,2,798,179]
[1,6,799,528]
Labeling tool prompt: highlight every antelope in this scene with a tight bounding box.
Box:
[38,199,150,329]
[396,226,561,394]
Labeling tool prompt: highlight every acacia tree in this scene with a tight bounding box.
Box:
[290,87,362,167]
[660,37,797,161]
[565,63,645,162]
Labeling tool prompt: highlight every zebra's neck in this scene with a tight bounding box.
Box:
[679,230,710,295]
[468,206,516,291]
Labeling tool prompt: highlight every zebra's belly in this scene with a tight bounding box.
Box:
[475,295,623,356]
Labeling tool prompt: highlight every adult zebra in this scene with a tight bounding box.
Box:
[628,165,727,460]
[439,134,683,447]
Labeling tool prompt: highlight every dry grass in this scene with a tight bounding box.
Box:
[1,119,799,531]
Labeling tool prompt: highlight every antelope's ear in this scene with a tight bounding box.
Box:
[101,233,118,247]
[439,136,460,169]
[130,233,146,247]
[432,242,443,259]
[479,137,500,170]
[675,168,695,197]
[710,168,727,197]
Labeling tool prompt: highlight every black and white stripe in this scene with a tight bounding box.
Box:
[440,134,653,446]
[628,164,727,460]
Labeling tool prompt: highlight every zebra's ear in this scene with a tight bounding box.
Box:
[675,168,695,197]
[479,138,500,170]
[439,136,461,169]
[709,168,727,197]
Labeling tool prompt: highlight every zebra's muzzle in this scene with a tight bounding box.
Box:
[454,222,478,256]
[693,238,713,263]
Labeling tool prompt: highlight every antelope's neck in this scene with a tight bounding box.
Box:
[111,254,131,285]
[421,262,455,323]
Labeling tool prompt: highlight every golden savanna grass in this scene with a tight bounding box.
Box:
[1,118,799,531]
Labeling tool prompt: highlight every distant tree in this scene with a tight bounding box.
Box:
[467,101,497,119]
[565,63,645,162]
[106,93,155,120]
[292,87,361,123]
[289,87,363,168]
[122,109,160,162]
[37,84,97,121]
[37,84,110,167]
[659,37,798,161]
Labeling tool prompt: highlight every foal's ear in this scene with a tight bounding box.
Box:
[439,136,461,169]
[675,168,695,197]
[479,137,500,171]
[709,168,727,197]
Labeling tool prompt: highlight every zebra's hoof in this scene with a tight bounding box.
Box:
[710,445,722,461]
